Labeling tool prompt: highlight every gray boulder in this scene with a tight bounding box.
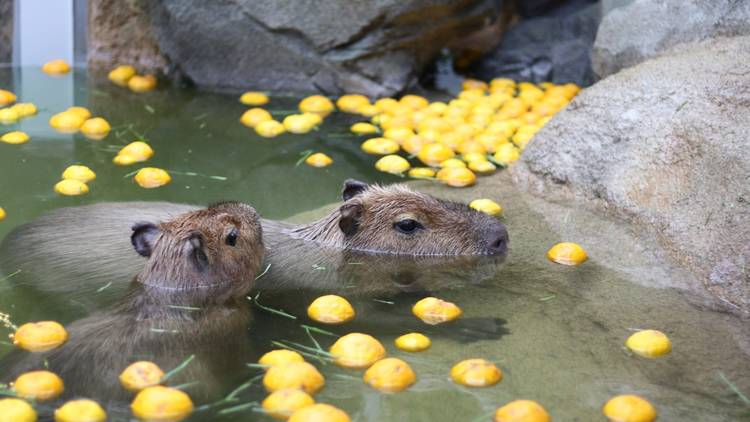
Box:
[512,36,750,315]
[141,0,500,96]
[593,0,750,77]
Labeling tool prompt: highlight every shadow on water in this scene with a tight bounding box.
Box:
[0,67,748,421]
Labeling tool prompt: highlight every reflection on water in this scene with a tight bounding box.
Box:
[0,67,748,421]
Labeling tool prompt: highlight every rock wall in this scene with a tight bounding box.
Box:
[139,0,500,96]
[0,0,12,64]
[592,0,750,78]
[87,0,169,74]
[512,36,750,315]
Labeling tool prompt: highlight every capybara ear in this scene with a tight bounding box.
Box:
[342,179,369,201]
[131,222,160,257]
[188,231,209,271]
[338,202,363,236]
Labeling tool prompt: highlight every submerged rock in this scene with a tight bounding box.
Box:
[512,36,750,314]
[593,0,750,78]
[140,0,500,96]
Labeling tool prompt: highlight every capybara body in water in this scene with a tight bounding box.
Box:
[0,180,508,307]
[0,202,264,414]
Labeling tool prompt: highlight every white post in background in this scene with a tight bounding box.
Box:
[17,0,74,67]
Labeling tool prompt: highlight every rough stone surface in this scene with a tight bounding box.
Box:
[141,0,500,96]
[0,0,12,64]
[512,36,750,315]
[470,0,600,86]
[593,0,750,78]
[88,0,169,73]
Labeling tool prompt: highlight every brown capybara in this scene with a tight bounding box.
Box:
[0,179,507,307]
[0,202,264,416]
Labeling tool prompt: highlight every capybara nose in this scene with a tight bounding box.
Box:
[485,224,509,255]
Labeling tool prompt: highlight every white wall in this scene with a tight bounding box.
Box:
[17,0,74,67]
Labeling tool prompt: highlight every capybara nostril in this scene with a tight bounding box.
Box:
[485,225,509,255]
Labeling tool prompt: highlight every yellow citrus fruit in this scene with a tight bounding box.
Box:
[80,118,111,140]
[240,108,273,128]
[408,167,436,179]
[436,167,477,188]
[401,135,428,155]
[108,65,137,87]
[470,199,503,216]
[440,158,467,169]
[283,114,318,134]
[493,400,550,422]
[42,59,71,75]
[546,242,588,266]
[625,330,672,358]
[120,141,155,162]
[363,358,416,392]
[134,167,171,189]
[259,350,305,368]
[0,398,36,422]
[128,75,157,93]
[14,370,65,401]
[462,79,489,91]
[288,403,351,422]
[255,120,286,137]
[49,111,84,133]
[54,399,107,422]
[356,104,380,117]
[131,386,193,422]
[350,122,379,135]
[10,103,37,118]
[307,295,355,324]
[305,152,333,168]
[54,179,89,196]
[240,91,269,106]
[61,165,96,183]
[12,321,68,352]
[412,297,462,325]
[395,332,431,352]
[1,131,30,145]
[66,106,92,120]
[468,159,497,174]
[337,94,370,113]
[361,137,399,155]
[329,333,386,369]
[0,89,16,106]
[492,144,520,165]
[375,155,410,175]
[0,107,19,124]
[417,143,455,167]
[400,94,429,110]
[383,127,415,144]
[450,359,502,387]
[119,361,165,392]
[262,389,315,420]
[113,154,138,166]
[0,207,5,221]
[299,95,334,117]
[602,395,657,422]
[263,361,325,395]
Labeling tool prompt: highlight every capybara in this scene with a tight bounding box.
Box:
[0,202,265,414]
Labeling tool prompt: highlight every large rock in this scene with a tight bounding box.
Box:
[0,0,12,64]
[593,0,750,78]
[470,0,601,86]
[141,0,500,96]
[512,36,750,315]
[88,0,169,73]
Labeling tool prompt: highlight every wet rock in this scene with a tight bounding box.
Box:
[469,0,600,86]
[593,0,750,78]
[512,36,750,314]
[88,0,169,73]
[140,0,500,96]
[0,0,12,64]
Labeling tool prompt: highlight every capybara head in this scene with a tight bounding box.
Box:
[131,202,263,300]
[292,180,508,256]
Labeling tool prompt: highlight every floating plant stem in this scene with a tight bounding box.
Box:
[96,282,112,293]
[161,354,196,382]
[249,293,297,320]
[270,341,329,365]
[373,299,395,305]
[149,328,180,334]
[539,294,557,302]
[245,363,270,370]
[166,305,202,311]
[171,381,200,390]
[304,327,323,351]
[193,112,210,121]
[144,104,155,114]
[0,270,21,283]
[296,150,314,167]
[167,170,228,181]
[487,155,508,168]
[195,374,263,412]
[218,402,260,415]
[719,372,750,406]
[301,324,337,337]
[255,264,271,281]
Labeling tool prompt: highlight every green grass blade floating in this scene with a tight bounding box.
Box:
[161,354,196,382]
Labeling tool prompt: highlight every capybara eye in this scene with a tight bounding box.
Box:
[225,228,239,246]
[394,219,423,235]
